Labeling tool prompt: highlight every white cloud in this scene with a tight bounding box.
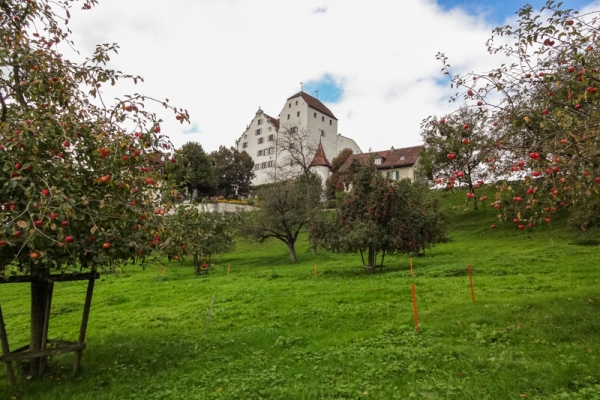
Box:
[63,0,595,154]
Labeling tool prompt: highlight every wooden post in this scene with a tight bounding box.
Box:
[205,296,215,331]
[0,306,17,388]
[314,263,317,279]
[39,281,55,375]
[161,265,166,276]
[73,272,96,374]
[410,258,414,277]
[467,264,475,302]
[411,283,419,332]
[227,263,230,276]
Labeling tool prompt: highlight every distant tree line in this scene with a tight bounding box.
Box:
[165,142,255,199]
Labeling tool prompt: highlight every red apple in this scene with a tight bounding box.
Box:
[491,224,497,229]
[102,242,111,249]
[0,240,6,247]
[61,220,69,227]
[42,189,50,197]
[65,236,75,243]
[518,225,524,230]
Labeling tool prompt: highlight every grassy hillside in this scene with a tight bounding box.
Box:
[1,188,599,399]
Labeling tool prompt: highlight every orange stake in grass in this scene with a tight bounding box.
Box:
[227,263,230,276]
[314,263,317,279]
[467,264,475,302]
[410,258,414,276]
[161,265,166,277]
[411,283,419,332]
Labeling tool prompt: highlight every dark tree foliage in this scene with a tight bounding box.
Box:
[240,173,322,262]
[165,142,215,198]
[311,159,445,268]
[209,146,255,198]
[325,148,354,200]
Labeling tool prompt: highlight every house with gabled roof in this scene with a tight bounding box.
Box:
[235,91,362,186]
[340,145,424,182]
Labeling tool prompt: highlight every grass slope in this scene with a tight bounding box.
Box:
[1,188,600,399]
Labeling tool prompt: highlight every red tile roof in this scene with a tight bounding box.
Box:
[265,113,280,130]
[309,142,332,169]
[340,145,423,171]
[287,91,337,120]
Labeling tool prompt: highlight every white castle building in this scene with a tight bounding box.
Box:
[235,91,362,186]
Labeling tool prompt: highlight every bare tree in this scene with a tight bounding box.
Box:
[272,125,318,181]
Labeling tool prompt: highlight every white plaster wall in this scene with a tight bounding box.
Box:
[379,166,417,181]
[236,109,278,186]
[336,134,362,155]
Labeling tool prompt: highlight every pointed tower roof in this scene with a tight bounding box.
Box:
[310,142,332,169]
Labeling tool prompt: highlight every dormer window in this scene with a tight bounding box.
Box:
[374,158,382,165]
[400,156,405,161]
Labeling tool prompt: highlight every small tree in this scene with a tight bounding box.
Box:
[240,173,322,262]
[209,146,255,198]
[165,142,215,199]
[420,107,492,210]
[312,159,445,268]
[160,206,235,274]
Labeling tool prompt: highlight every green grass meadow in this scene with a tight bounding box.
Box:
[1,189,600,399]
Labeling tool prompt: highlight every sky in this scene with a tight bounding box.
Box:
[64,0,599,154]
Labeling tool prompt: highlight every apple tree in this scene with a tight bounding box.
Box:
[420,107,492,210]
[434,2,600,230]
[0,0,188,375]
[311,158,445,268]
[159,206,235,274]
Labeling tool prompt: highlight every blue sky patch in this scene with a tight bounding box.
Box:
[303,74,344,103]
[435,0,594,24]
[182,123,200,135]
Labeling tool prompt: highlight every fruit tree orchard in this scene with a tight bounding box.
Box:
[0,0,187,375]
[423,2,600,230]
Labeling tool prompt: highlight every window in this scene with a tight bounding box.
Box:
[297,111,300,117]
[314,112,317,118]
[268,134,275,141]
[257,119,263,125]
[322,116,324,122]
[295,100,298,105]
[287,114,290,120]
[374,158,382,165]
[261,162,267,169]
[257,150,263,157]
[400,156,405,160]
[255,164,260,170]
[330,119,332,125]
[387,171,399,180]
[267,161,274,167]
[289,103,291,108]
[320,130,325,137]
[289,126,298,134]
[264,147,274,156]
[242,142,248,148]
[255,128,262,135]
[257,137,264,144]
